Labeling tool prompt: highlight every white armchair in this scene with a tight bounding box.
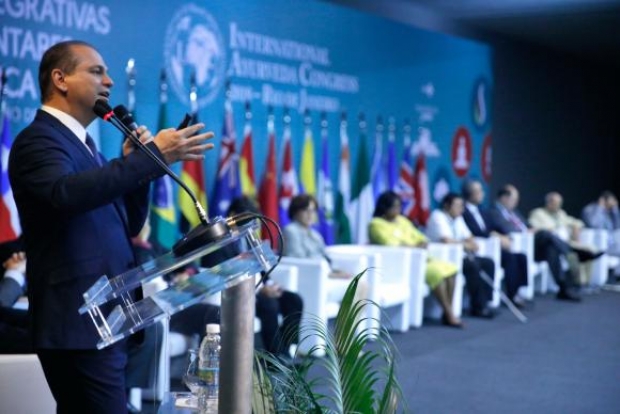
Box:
[579,228,610,286]
[0,354,56,414]
[474,236,504,308]
[279,255,369,355]
[425,243,465,320]
[509,232,551,299]
[326,244,426,332]
[269,262,299,292]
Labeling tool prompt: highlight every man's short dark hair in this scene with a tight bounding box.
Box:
[38,40,93,103]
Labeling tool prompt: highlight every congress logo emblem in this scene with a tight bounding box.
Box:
[164,4,226,108]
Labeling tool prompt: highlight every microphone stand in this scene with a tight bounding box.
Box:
[92,99,232,257]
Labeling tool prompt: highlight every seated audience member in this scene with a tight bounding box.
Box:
[581,191,620,232]
[461,179,529,307]
[582,191,620,277]
[486,184,582,302]
[282,194,365,300]
[368,190,463,328]
[229,196,303,361]
[529,192,602,287]
[426,193,496,318]
[0,241,32,354]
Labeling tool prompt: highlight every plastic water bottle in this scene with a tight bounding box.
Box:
[198,323,220,413]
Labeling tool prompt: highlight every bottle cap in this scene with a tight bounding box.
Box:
[206,323,220,334]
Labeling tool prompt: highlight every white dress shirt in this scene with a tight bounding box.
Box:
[426,209,472,242]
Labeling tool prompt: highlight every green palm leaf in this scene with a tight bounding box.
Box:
[252,270,407,413]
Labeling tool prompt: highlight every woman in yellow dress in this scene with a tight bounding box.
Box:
[369,190,463,328]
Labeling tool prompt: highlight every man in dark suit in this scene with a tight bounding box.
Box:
[485,184,581,302]
[0,239,32,354]
[8,40,215,413]
[461,179,529,307]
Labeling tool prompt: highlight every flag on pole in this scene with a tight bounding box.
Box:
[397,121,415,221]
[277,110,299,227]
[386,117,398,191]
[299,110,316,196]
[239,102,256,197]
[334,112,351,244]
[150,70,177,249]
[0,109,20,242]
[412,153,430,227]
[258,111,279,241]
[179,74,207,234]
[350,114,374,245]
[210,86,241,217]
[371,116,386,200]
[317,113,335,245]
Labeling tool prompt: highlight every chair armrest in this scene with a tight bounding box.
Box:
[269,263,299,292]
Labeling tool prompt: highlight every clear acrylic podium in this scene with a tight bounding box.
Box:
[79,218,277,414]
[79,219,275,349]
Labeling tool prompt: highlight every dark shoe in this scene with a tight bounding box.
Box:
[470,307,497,319]
[276,353,306,368]
[127,402,140,413]
[512,295,530,310]
[441,313,464,329]
[573,247,604,262]
[556,289,582,302]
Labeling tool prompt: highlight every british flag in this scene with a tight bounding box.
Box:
[397,126,415,219]
[211,98,241,217]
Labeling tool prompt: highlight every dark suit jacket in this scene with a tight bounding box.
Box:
[462,206,491,238]
[486,203,529,235]
[0,277,22,308]
[8,110,165,349]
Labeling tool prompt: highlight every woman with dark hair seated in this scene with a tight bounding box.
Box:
[369,190,463,328]
[282,194,368,309]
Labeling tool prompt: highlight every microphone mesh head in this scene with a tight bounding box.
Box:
[113,105,135,125]
[93,99,114,119]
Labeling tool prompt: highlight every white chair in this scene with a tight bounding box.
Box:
[509,232,551,299]
[474,236,504,308]
[425,243,465,319]
[579,228,610,286]
[268,262,299,292]
[280,254,369,356]
[326,244,426,332]
[0,354,56,414]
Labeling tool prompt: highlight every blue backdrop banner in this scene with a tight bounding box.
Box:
[0,0,493,213]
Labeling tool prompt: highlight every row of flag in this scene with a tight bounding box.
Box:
[0,69,21,244]
[0,69,431,251]
[147,88,432,250]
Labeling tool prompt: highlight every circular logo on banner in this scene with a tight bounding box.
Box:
[471,77,490,130]
[451,126,472,177]
[164,4,226,108]
[481,133,492,183]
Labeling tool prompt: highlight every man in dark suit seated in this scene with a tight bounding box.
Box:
[486,184,581,302]
[0,238,32,354]
[461,179,529,307]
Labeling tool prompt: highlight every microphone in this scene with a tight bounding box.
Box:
[112,105,139,131]
[92,99,232,257]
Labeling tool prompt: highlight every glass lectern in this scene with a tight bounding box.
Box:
[79,218,277,350]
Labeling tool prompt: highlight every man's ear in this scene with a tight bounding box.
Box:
[51,69,68,93]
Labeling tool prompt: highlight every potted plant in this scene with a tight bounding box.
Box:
[252,271,406,413]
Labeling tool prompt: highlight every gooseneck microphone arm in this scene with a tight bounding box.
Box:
[92,99,209,226]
